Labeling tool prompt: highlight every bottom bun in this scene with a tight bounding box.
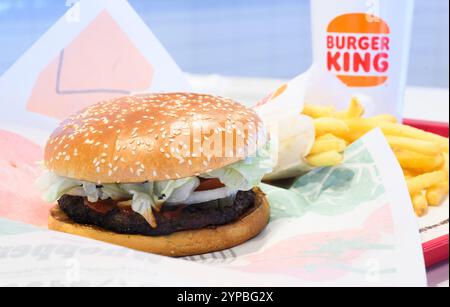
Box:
[48,188,270,257]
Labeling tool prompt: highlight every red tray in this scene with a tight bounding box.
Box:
[404,119,449,138]
[404,119,449,267]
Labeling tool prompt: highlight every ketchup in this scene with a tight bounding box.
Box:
[195,178,225,192]
[84,198,116,214]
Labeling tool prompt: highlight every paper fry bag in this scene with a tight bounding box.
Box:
[254,74,315,181]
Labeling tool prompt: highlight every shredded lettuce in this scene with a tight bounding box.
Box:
[164,178,200,203]
[119,178,200,224]
[102,183,129,201]
[177,187,237,206]
[83,182,100,202]
[202,143,273,190]
[36,172,83,203]
[37,144,273,226]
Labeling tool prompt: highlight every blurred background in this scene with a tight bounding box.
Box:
[0,0,448,88]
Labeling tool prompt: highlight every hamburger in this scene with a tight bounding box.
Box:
[38,93,273,257]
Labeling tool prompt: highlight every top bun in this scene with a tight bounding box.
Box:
[45,93,265,183]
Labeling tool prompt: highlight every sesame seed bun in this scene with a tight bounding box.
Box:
[45,93,265,183]
[48,188,270,257]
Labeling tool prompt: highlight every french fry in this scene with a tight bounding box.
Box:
[339,118,378,141]
[411,192,429,217]
[406,170,448,195]
[370,114,398,123]
[443,152,449,174]
[306,99,448,217]
[335,97,365,119]
[426,182,449,206]
[395,150,444,172]
[314,118,349,136]
[387,136,441,156]
[427,152,450,205]
[309,138,347,155]
[403,169,415,179]
[316,133,346,143]
[378,122,449,153]
[342,118,450,152]
[303,104,336,118]
[306,150,344,167]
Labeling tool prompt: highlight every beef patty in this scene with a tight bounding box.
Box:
[58,190,256,236]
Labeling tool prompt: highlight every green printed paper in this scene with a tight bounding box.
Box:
[262,140,385,220]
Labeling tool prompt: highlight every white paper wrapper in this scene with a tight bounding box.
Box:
[254,74,316,181]
[0,130,427,286]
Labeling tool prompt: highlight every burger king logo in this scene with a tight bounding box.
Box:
[327,13,391,87]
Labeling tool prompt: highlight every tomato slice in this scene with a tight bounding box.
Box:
[195,178,225,191]
[84,198,116,214]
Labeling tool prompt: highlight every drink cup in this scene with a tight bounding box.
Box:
[309,0,415,119]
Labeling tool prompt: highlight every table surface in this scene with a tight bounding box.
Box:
[188,74,450,287]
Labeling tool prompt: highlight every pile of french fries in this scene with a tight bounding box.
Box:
[302,98,449,217]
